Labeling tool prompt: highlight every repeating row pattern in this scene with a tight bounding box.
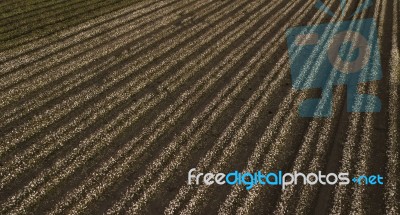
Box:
[0,0,398,214]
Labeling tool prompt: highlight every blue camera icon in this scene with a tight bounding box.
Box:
[286,18,382,117]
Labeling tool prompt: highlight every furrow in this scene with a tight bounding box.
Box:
[330,5,384,215]
[0,92,157,214]
[218,0,344,213]
[295,7,378,214]
[0,0,260,210]
[0,0,90,33]
[233,3,370,215]
[0,0,65,21]
[0,0,131,45]
[52,0,293,212]
[275,1,379,213]
[0,0,190,91]
[0,0,173,77]
[167,0,327,214]
[0,0,209,128]
[0,0,241,186]
[108,0,320,213]
[385,0,399,213]
[0,0,225,156]
[0,0,157,61]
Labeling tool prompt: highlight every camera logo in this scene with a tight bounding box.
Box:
[286,0,382,117]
